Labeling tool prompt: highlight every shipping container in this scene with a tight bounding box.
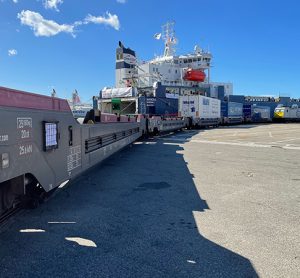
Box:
[155,97,178,116]
[179,95,221,127]
[221,101,243,124]
[252,106,271,122]
[138,96,178,116]
[138,96,156,115]
[243,104,271,122]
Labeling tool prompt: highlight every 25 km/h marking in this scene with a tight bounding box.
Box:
[17,118,32,141]
[17,118,32,129]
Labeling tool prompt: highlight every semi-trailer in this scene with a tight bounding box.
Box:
[252,106,271,122]
[221,101,244,124]
[178,95,221,127]
[243,104,271,123]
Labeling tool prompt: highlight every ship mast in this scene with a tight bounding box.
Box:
[162,21,177,57]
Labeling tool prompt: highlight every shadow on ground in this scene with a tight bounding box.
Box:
[0,131,258,278]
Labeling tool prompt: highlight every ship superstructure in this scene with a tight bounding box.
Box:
[116,21,213,89]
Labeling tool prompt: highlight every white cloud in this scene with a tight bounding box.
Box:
[117,0,127,3]
[17,10,76,37]
[85,12,120,30]
[8,49,18,56]
[17,10,121,38]
[44,0,63,12]
[1,0,19,3]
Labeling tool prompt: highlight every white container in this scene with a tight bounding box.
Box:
[179,95,221,123]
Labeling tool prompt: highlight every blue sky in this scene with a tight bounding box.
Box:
[0,0,299,101]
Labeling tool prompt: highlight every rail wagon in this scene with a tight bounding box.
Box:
[0,87,144,215]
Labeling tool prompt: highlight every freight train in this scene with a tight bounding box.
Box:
[0,87,187,217]
[99,93,283,128]
[1,86,299,218]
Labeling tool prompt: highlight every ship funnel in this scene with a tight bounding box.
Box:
[115,42,138,88]
[72,90,81,104]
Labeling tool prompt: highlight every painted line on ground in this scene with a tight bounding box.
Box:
[272,138,298,143]
[187,139,300,151]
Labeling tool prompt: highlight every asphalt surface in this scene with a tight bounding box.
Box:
[0,123,299,278]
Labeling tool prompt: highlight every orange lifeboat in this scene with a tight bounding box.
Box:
[183,69,206,82]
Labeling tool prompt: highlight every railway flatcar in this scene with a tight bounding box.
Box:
[147,116,188,134]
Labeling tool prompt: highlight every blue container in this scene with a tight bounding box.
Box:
[155,97,178,116]
[243,102,278,117]
[138,96,178,116]
[222,102,243,117]
[228,102,243,117]
[252,105,271,122]
[138,96,156,115]
[221,101,243,124]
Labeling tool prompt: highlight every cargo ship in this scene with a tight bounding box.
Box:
[97,21,300,123]
[99,22,233,116]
